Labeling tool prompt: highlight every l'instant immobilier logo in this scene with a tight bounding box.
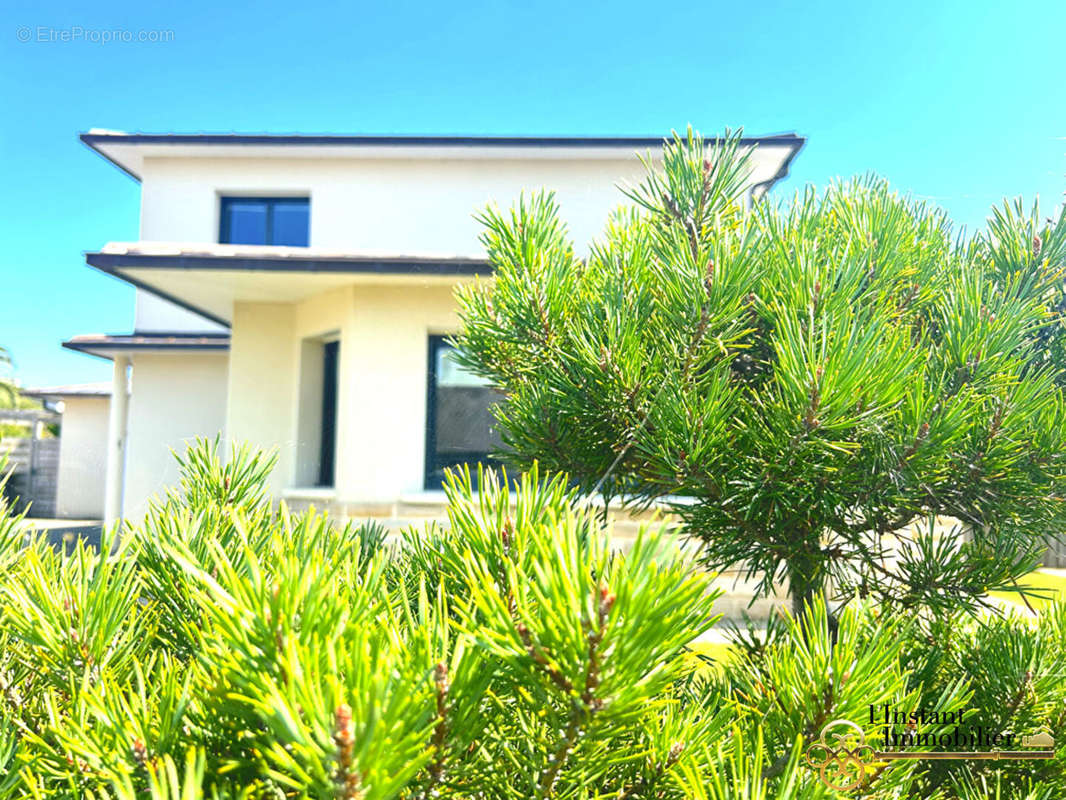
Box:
[803,705,1055,791]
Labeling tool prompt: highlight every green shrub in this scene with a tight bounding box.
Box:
[0,441,1062,798]
[453,129,1066,620]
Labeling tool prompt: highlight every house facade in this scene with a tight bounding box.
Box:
[65,131,804,527]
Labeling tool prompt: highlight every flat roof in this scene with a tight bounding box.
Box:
[63,332,231,360]
[85,244,493,326]
[81,130,805,148]
[20,382,112,399]
[80,129,806,184]
[88,242,489,272]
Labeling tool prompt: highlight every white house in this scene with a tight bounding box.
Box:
[19,383,112,519]
[65,130,804,527]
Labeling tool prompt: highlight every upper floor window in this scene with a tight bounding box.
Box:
[219,197,309,246]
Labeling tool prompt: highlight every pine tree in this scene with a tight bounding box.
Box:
[453,128,1066,617]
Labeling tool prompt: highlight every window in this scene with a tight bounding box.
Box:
[295,336,339,488]
[318,340,339,487]
[219,197,309,246]
[425,337,504,489]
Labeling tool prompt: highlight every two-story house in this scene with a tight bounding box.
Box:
[62,130,804,527]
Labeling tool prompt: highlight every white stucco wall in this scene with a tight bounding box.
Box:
[225,302,298,499]
[134,292,228,335]
[226,282,460,503]
[137,155,653,255]
[55,396,109,519]
[337,283,458,500]
[123,352,229,520]
[131,147,785,333]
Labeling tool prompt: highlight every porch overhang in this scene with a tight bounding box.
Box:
[62,332,231,360]
[85,244,492,326]
[20,382,112,399]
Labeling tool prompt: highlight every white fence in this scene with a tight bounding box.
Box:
[1045,537,1066,568]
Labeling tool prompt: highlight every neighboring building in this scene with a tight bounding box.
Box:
[13,384,108,520]
[66,130,804,527]
[20,383,111,519]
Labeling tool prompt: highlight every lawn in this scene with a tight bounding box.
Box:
[686,570,1066,674]
[987,569,1066,611]
[685,639,737,676]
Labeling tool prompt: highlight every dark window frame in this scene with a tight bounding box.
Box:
[318,340,339,488]
[424,335,502,490]
[219,196,310,246]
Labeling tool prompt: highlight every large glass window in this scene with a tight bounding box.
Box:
[425,337,504,489]
[219,197,309,246]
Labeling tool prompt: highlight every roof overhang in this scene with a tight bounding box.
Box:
[20,382,112,400]
[85,244,491,326]
[78,131,806,326]
[79,130,805,191]
[62,333,231,361]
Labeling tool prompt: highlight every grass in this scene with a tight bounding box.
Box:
[684,640,737,676]
[987,569,1066,611]
[679,571,1066,680]
[690,569,1066,668]
[681,572,1066,679]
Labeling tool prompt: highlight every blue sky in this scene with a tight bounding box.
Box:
[2,0,1065,387]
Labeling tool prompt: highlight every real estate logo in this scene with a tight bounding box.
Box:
[803,708,1055,791]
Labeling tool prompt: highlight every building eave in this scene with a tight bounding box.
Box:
[20,382,113,399]
[86,248,491,275]
[85,246,494,326]
[79,130,806,183]
[750,135,806,198]
[62,333,231,361]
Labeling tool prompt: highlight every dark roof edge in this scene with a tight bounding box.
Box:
[80,135,142,181]
[128,330,230,339]
[87,251,491,275]
[63,341,230,351]
[60,342,113,362]
[750,136,806,196]
[62,335,230,360]
[21,386,111,398]
[85,251,495,328]
[79,131,807,182]
[84,255,234,328]
[80,131,805,148]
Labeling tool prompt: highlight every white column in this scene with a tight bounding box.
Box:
[103,354,130,529]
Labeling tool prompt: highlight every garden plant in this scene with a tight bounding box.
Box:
[0,442,1063,798]
[2,132,1066,798]
[454,128,1066,619]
